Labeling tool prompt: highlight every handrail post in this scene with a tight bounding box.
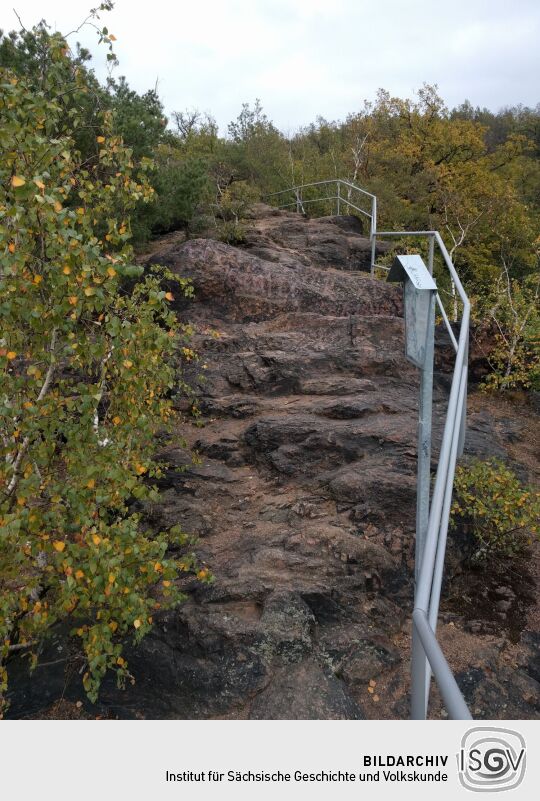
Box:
[416,290,435,581]
[427,234,435,275]
[411,621,429,719]
[336,181,341,216]
[409,279,436,720]
[457,336,468,456]
[370,196,377,275]
[416,289,436,716]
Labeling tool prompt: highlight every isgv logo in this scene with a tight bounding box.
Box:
[457,727,526,792]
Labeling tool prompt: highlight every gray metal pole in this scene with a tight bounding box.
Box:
[427,234,435,275]
[424,363,467,709]
[337,181,341,215]
[411,619,429,719]
[429,365,468,633]
[457,336,468,456]
[413,611,472,720]
[370,197,377,275]
[415,290,435,581]
[411,289,435,719]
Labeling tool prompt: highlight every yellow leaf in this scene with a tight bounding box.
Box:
[96,136,105,143]
[123,360,133,369]
[11,175,25,187]
[33,275,43,284]
[135,463,147,475]
[108,573,116,584]
[112,415,121,425]
[54,201,63,213]
[34,179,45,190]
[86,479,95,489]
[68,295,78,305]
[109,621,118,632]
[163,580,171,587]
[53,541,66,552]
[165,292,174,301]
[75,570,84,579]
[8,242,15,253]
[107,267,116,278]
[133,619,142,629]
[154,562,162,572]
[109,34,117,41]
[117,656,125,666]
[6,351,17,360]
[92,534,101,546]
[84,286,96,297]
[63,265,71,275]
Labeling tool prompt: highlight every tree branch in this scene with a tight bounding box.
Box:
[6,329,57,497]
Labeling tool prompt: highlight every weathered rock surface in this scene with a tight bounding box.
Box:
[7,205,539,720]
[240,204,385,273]
[163,241,401,323]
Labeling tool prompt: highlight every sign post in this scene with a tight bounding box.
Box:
[388,254,437,719]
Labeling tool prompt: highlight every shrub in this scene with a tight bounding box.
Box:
[214,180,259,244]
[451,458,540,561]
[132,150,211,244]
[217,180,259,223]
[476,275,540,392]
[218,220,246,245]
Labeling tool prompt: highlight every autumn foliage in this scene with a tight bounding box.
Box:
[0,20,202,712]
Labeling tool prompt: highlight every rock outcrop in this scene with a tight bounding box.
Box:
[7,205,539,720]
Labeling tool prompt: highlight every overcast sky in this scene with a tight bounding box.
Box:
[3,0,539,133]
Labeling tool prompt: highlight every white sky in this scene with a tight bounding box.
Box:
[3,0,539,133]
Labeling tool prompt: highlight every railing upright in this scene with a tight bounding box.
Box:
[370,195,377,274]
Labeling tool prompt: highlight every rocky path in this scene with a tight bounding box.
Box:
[7,205,539,719]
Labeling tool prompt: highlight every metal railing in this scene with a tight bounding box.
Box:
[267,180,378,272]
[268,180,471,720]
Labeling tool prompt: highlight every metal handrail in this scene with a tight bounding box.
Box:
[268,180,471,720]
[267,179,378,271]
